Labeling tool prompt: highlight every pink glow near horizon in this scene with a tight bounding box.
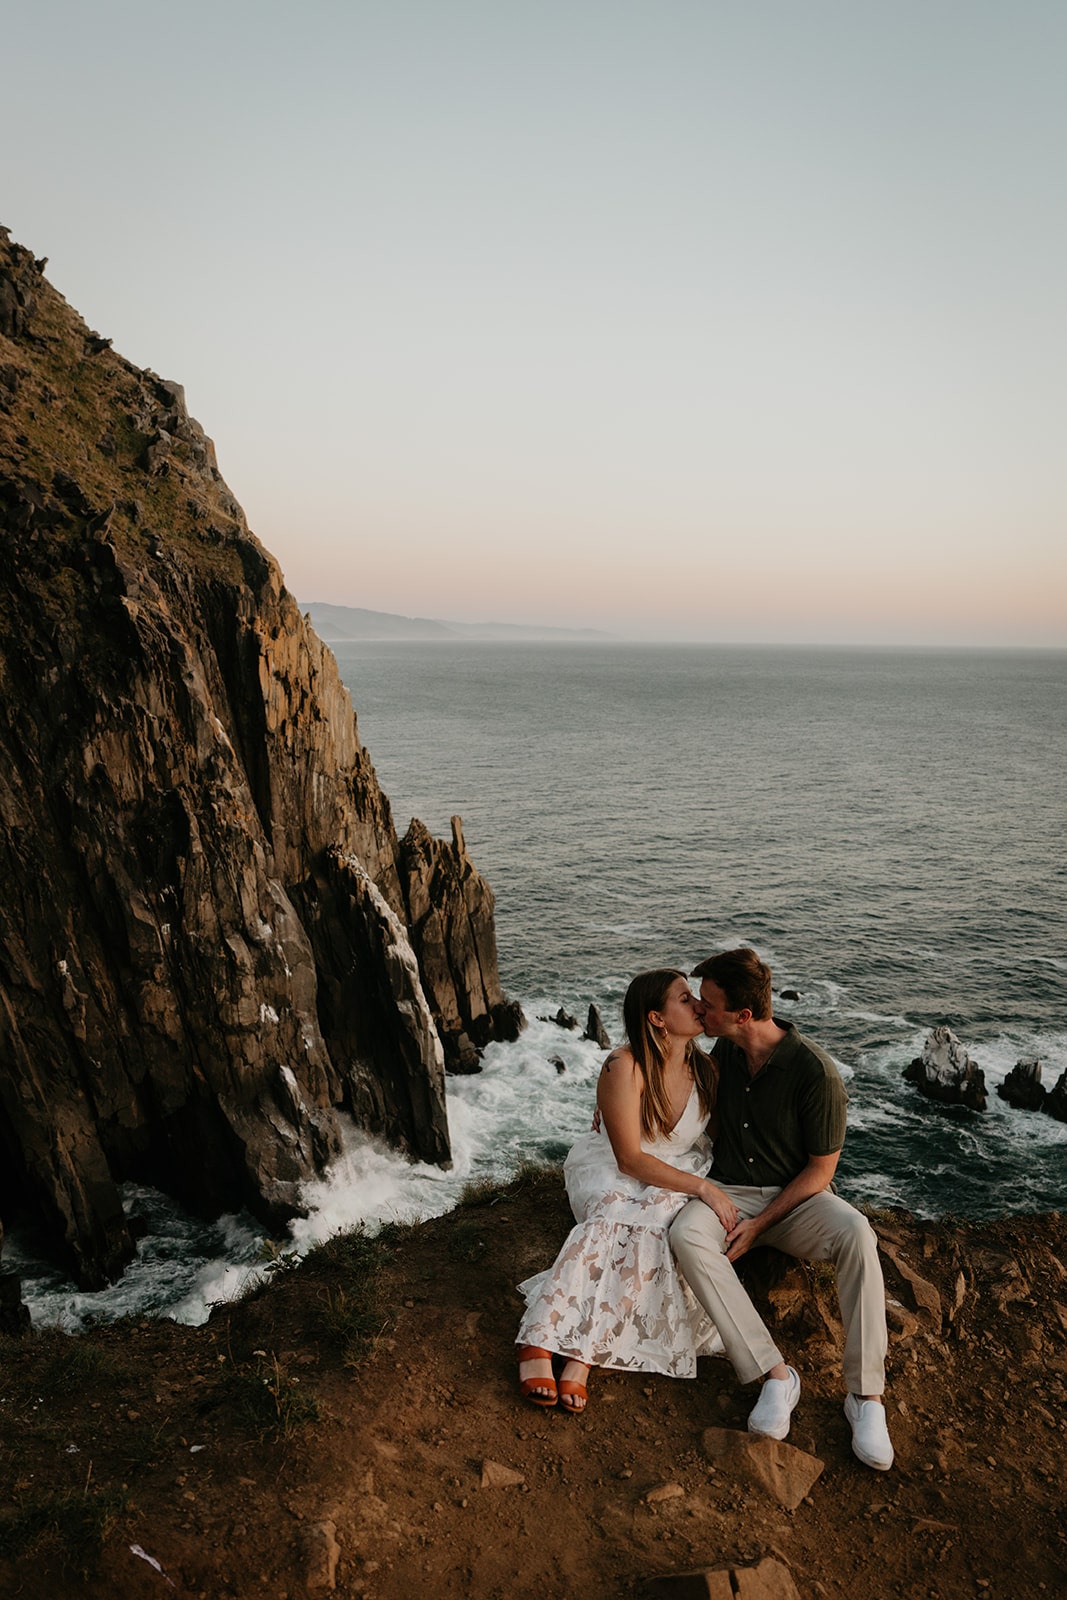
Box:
[3,3,1066,647]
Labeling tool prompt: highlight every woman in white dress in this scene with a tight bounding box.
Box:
[516,968,740,1413]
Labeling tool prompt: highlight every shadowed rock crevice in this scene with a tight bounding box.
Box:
[0,227,520,1287]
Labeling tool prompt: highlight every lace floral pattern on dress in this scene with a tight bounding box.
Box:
[516,1089,724,1378]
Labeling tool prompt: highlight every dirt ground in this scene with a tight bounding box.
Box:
[1,1169,1065,1600]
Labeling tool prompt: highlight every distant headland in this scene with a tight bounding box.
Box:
[303,601,611,643]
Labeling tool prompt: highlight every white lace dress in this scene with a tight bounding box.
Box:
[516,1086,724,1378]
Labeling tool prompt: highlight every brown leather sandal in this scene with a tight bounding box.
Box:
[558,1360,590,1414]
[518,1345,557,1408]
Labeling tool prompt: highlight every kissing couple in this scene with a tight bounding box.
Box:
[515,948,894,1471]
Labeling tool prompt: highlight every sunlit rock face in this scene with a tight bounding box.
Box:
[0,228,522,1288]
[903,1026,987,1112]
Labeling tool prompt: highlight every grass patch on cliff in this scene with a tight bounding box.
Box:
[31,1329,124,1398]
[456,1159,559,1211]
[0,1485,127,1578]
[306,1225,390,1367]
[225,1350,320,1439]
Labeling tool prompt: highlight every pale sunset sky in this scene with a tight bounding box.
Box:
[4,2,1065,644]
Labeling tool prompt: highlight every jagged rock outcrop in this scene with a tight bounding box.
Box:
[583,1003,611,1048]
[397,816,524,1073]
[903,1025,987,1112]
[0,228,521,1288]
[1044,1068,1067,1123]
[997,1059,1046,1112]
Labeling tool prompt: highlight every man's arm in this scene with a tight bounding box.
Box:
[724,1150,840,1263]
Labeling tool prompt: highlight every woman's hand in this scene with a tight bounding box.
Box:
[697,1181,739,1232]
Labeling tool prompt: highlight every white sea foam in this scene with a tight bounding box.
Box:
[13,1017,612,1330]
[13,1002,1067,1329]
[8,1186,264,1332]
[847,1008,916,1031]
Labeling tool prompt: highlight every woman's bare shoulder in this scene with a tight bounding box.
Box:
[599,1046,642,1088]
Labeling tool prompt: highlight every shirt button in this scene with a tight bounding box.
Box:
[748,1157,754,1164]
[743,1122,749,1129]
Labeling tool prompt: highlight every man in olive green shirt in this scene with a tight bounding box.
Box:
[670,947,894,1471]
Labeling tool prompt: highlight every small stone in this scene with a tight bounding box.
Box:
[300,1520,340,1592]
[701,1428,824,1512]
[480,1460,524,1489]
[646,1557,801,1599]
[646,1482,685,1504]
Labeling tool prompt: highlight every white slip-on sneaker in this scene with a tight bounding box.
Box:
[747,1366,801,1440]
[844,1394,895,1470]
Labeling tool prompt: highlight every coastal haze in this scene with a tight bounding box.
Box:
[3,2,1066,646]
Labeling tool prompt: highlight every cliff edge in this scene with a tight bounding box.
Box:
[0,1175,1063,1599]
[0,228,522,1289]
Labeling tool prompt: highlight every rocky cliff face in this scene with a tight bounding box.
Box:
[0,228,522,1289]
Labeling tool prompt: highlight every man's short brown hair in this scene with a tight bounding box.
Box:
[690,947,773,1020]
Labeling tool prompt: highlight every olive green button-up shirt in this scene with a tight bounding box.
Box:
[708,1021,848,1189]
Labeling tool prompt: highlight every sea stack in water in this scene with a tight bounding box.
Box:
[1044,1070,1067,1124]
[0,228,523,1289]
[903,1027,987,1112]
[583,1003,611,1049]
[996,1059,1046,1112]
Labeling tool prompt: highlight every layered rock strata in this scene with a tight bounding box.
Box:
[397,817,523,1073]
[0,228,522,1288]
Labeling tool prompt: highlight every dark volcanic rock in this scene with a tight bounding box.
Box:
[583,1003,611,1048]
[0,1271,30,1337]
[1044,1069,1067,1123]
[997,1059,1046,1112]
[903,1026,987,1112]
[0,229,521,1286]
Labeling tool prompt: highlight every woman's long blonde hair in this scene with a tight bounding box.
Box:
[623,968,717,1141]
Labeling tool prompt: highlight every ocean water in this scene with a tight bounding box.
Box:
[12,644,1066,1328]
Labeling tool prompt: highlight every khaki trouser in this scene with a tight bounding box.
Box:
[670,1186,888,1395]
